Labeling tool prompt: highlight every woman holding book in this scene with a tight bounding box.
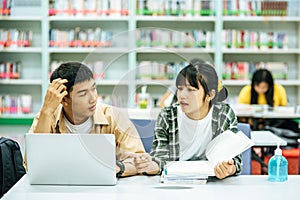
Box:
[133,62,242,179]
[238,68,287,107]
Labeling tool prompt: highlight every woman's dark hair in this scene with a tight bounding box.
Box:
[250,68,274,106]
[175,62,227,106]
[50,62,93,93]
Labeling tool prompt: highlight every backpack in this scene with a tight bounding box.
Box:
[0,137,26,198]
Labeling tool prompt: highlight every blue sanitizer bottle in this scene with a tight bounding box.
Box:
[268,144,288,182]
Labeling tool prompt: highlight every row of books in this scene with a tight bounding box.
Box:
[136,0,291,17]
[0,0,11,16]
[222,30,288,49]
[136,0,215,16]
[0,0,41,16]
[136,29,215,48]
[0,94,32,115]
[0,61,21,79]
[49,28,112,48]
[49,0,129,16]
[222,61,288,80]
[1,0,292,17]
[223,0,288,16]
[97,95,125,107]
[0,29,33,48]
[136,61,187,80]
[50,61,105,81]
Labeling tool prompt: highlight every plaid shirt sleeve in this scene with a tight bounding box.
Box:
[150,109,171,172]
[150,105,180,172]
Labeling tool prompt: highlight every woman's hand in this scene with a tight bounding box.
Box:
[214,159,236,179]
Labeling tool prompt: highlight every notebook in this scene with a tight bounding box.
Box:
[25,133,117,185]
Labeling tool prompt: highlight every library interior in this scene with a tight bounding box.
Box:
[1,0,300,199]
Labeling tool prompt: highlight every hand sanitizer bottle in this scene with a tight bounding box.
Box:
[268,144,288,182]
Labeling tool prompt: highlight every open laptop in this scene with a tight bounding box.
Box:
[25,133,117,185]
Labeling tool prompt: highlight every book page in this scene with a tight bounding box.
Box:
[164,160,215,176]
[205,130,254,166]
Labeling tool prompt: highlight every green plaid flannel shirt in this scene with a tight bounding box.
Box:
[150,102,242,175]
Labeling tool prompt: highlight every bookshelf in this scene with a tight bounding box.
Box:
[0,0,300,134]
[222,14,300,104]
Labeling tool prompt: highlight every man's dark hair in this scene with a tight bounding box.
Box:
[50,62,93,93]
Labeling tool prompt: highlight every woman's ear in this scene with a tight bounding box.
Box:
[207,89,216,102]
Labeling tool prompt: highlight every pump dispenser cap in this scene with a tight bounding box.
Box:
[274,143,282,156]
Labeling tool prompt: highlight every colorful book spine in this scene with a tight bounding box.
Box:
[222,61,288,80]
[0,61,21,79]
[222,29,288,50]
[0,29,32,48]
[136,61,186,80]
[136,28,215,48]
[0,94,32,115]
[223,0,289,16]
[48,0,129,16]
[49,27,112,48]
[136,0,216,16]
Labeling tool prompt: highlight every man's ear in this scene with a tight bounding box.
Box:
[62,96,69,106]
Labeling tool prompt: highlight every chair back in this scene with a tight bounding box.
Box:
[130,119,155,153]
[237,123,252,175]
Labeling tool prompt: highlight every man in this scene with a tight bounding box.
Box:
[28,62,145,177]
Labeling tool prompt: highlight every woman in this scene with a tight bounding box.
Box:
[238,68,287,107]
[133,62,242,179]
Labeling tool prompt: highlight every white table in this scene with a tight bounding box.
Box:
[2,175,300,200]
[233,105,300,130]
[251,130,287,146]
[233,105,300,118]
[251,130,287,174]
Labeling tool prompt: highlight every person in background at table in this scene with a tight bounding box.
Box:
[27,61,145,177]
[238,68,288,130]
[238,68,292,171]
[238,68,287,107]
[132,62,242,179]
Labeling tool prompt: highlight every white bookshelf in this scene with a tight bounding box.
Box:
[223,80,300,86]
[136,16,216,22]
[0,79,42,85]
[1,0,300,131]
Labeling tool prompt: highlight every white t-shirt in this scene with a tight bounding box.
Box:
[64,116,93,134]
[177,106,213,160]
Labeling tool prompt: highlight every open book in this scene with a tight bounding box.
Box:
[161,130,254,183]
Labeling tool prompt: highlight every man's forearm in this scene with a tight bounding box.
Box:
[33,110,54,133]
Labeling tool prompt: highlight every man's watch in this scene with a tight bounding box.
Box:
[116,160,125,178]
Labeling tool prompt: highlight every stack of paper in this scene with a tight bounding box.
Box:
[160,161,214,184]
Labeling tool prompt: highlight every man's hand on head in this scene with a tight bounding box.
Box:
[42,78,68,114]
